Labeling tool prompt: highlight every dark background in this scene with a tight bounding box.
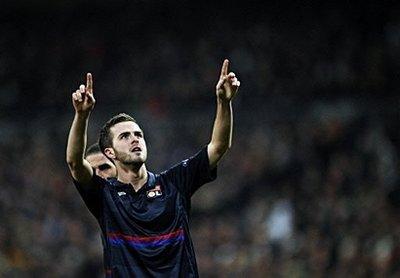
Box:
[0,1,399,277]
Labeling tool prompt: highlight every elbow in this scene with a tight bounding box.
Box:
[66,150,84,170]
[212,144,229,157]
[221,139,232,153]
[66,155,72,166]
[66,159,76,171]
[66,156,82,171]
[66,153,74,166]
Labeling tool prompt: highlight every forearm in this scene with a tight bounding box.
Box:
[66,113,93,181]
[208,99,233,167]
[67,113,89,163]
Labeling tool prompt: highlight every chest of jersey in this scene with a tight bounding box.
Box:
[105,180,181,232]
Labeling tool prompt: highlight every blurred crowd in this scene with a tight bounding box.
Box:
[0,2,399,277]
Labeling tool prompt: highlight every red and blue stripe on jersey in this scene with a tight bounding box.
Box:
[107,228,185,249]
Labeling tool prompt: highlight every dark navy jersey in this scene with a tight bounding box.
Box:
[74,147,217,277]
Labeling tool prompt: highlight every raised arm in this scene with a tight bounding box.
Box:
[207,59,240,169]
[66,73,96,185]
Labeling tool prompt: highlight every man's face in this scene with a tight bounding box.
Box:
[86,152,117,179]
[107,121,147,165]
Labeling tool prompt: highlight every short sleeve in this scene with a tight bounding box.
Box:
[162,146,217,199]
[73,174,106,219]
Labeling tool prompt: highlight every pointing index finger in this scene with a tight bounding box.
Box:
[86,73,93,93]
[220,59,229,78]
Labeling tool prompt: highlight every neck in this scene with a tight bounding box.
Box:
[116,163,148,192]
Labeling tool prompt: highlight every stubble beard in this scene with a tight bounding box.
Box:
[117,151,146,169]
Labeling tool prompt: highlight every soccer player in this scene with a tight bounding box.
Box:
[85,143,117,179]
[66,59,240,277]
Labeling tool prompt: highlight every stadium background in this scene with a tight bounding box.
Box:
[0,1,399,276]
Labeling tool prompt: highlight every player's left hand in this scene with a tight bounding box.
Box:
[216,59,240,101]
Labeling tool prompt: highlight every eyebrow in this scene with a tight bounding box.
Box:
[118,131,131,139]
[118,130,143,139]
[98,164,112,170]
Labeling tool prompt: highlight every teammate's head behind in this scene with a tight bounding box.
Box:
[99,113,147,166]
[86,143,117,179]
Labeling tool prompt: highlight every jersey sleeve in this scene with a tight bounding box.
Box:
[162,146,217,199]
[73,173,106,219]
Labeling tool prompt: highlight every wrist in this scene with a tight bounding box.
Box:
[75,111,91,120]
[216,97,231,106]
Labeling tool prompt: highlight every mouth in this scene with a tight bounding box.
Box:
[131,146,142,152]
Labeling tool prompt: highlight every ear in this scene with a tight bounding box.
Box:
[104,147,116,160]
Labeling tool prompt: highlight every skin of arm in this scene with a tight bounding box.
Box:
[207,59,241,169]
[66,73,96,185]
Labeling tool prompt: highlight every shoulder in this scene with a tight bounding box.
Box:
[73,173,112,192]
[162,147,209,173]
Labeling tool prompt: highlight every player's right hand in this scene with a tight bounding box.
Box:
[72,73,95,115]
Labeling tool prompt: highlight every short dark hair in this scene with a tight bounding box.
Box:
[86,143,101,157]
[99,113,137,153]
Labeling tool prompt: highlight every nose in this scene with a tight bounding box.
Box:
[131,136,139,144]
